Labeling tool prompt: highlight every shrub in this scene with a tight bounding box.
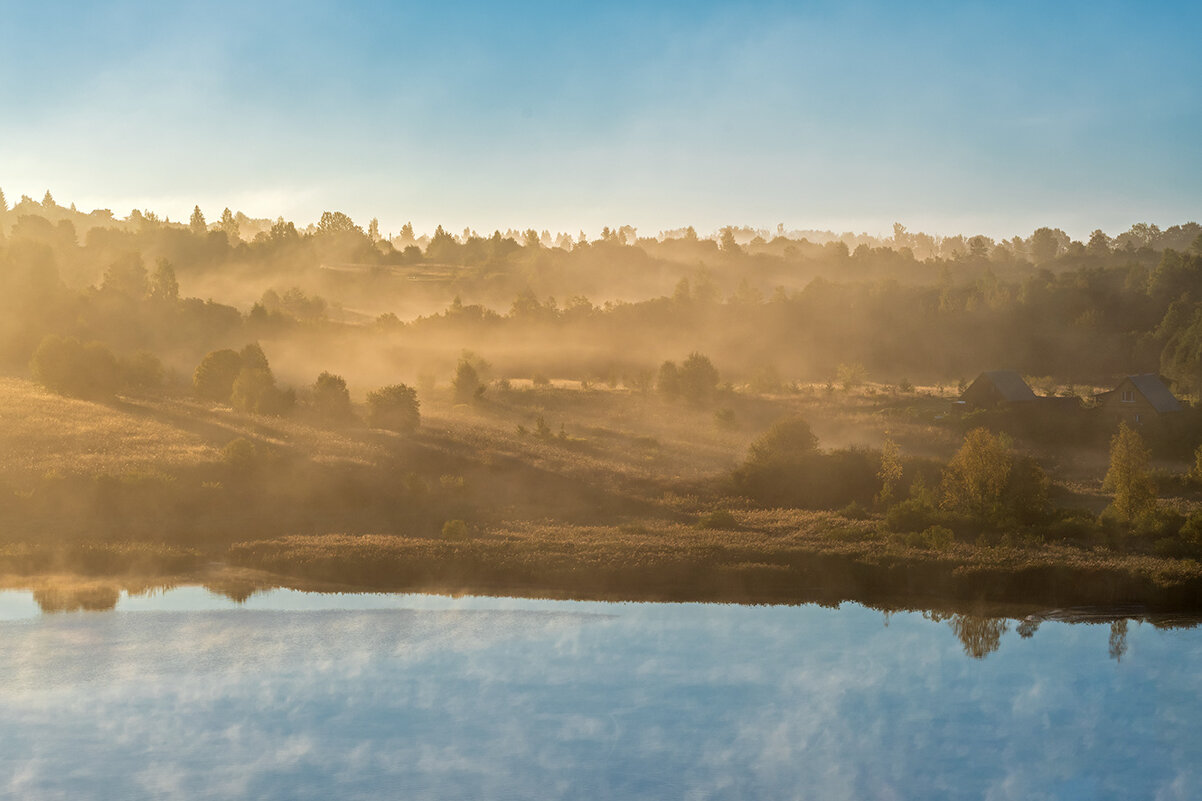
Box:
[193,349,243,401]
[453,359,482,402]
[678,352,720,403]
[231,367,293,415]
[696,510,739,529]
[121,351,164,392]
[713,407,737,430]
[30,335,122,399]
[366,384,420,432]
[312,371,352,421]
[886,498,942,533]
[441,519,469,539]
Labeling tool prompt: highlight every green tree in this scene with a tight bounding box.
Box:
[1102,422,1156,523]
[193,349,243,402]
[312,371,352,420]
[189,205,206,235]
[876,433,903,507]
[366,384,420,432]
[941,428,1012,518]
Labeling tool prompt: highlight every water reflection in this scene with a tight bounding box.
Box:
[0,590,1200,800]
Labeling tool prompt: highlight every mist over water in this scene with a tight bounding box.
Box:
[1,590,1200,800]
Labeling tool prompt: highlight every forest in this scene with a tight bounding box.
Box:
[4,187,1202,610]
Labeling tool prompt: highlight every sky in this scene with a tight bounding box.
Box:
[1,0,1199,240]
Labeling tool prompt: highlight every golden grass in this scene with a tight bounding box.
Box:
[0,377,217,477]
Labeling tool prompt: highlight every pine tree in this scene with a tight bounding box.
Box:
[220,207,239,241]
[190,206,206,235]
[0,186,8,213]
[42,190,55,208]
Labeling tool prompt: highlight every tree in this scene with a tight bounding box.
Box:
[941,428,1012,518]
[657,361,680,398]
[1103,422,1155,523]
[1029,227,1062,264]
[678,352,720,403]
[42,190,55,208]
[368,217,381,242]
[1087,229,1111,257]
[452,359,482,402]
[366,384,420,432]
[193,349,243,401]
[876,433,903,507]
[312,371,352,420]
[100,253,149,298]
[220,207,239,241]
[231,367,292,415]
[189,206,206,235]
[239,342,270,372]
[149,258,179,302]
[317,211,362,235]
[0,187,7,213]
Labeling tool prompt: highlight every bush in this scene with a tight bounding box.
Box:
[30,335,123,399]
[193,349,243,401]
[885,498,942,533]
[311,371,352,421]
[366,384,420,432]
[734,418,878,509]
[696,510,739,530]
[231,367,293,416]
[442,519,469,539]
[453,359,483,402]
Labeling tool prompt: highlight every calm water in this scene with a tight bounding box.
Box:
[1,588,1200,800]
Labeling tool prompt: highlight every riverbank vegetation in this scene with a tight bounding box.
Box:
[4,192,1202,609]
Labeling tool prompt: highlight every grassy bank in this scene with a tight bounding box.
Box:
[223,517,1202,610]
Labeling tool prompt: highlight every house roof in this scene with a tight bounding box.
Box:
[975,370,1037,402]
[1126,374,1182,413]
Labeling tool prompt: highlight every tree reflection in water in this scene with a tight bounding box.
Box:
[1109,619,1129,662]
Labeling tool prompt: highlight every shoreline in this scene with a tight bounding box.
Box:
[5,525,1202,617]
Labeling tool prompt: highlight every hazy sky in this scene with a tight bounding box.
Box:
[1,0,1198,240]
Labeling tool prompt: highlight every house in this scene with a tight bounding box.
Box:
[1094,374,1183,428]
[960,371,1038,410]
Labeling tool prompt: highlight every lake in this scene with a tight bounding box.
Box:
[1,587,1200,800]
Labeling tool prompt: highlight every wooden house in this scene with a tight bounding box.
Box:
[960,371,1037,410]
[1094,374,1183,428]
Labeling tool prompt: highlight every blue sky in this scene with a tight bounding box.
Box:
[1,0,1198,239]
